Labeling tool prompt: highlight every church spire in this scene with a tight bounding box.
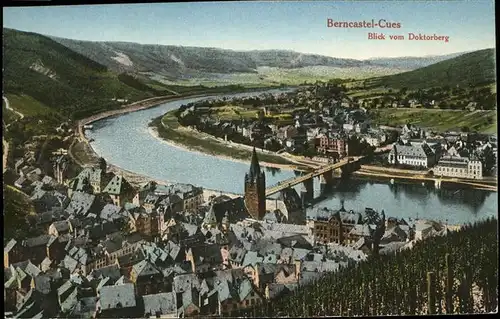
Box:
[249,147,261,180]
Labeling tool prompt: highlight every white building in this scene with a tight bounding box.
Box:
[433,156,483,180]
[363,134,387,147]
[387,143,436,168]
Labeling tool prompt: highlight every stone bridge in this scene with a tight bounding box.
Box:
[265,156,364,201]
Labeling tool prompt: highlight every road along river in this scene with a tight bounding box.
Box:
[85,91,497,225]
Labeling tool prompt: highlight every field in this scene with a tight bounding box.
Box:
[147,65,406,87]
[154,112,294,165]
[370,108,497,133]
[210,105,259,121]
[209,105,295,122]
[5,93,55,117]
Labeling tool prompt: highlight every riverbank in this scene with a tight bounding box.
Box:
[106,160,244,201]
[73,87,289,163]
[353,168,497,192]
[76,86,287,141]
[152,109,309,170]
[148,125,305,171]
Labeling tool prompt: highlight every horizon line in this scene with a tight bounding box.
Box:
[4,26,495,61]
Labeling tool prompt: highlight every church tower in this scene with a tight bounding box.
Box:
[244,147,266,220]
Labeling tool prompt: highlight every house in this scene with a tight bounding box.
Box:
[415,222,437,241]
[93,233,145,271]
[186,244,223,273]
[306,127,323,141]
[58,280,80,314]
[387,143,436,168]
[316,132,348,159]
[433,156,483,179]
[211,196,251,224]
[129,260,164,295]
[48,220,73,237]
[127,206,163,237]
[264,283,297,300]
[14,176,30,189]
[227,246,247,269]
[172,273,202,316]
[276,125,298,141]
[362,133,387,147]
[96,283,137,318]
[215,273,262,315]
[157,194,184,219]
[32,191,69,214]
[307,206,365,245]
[347,224,373,244]
[142,292,177,318]
[153,183,204,212]
[68,167,114,196]
[278,188,304,225]
[102,175,136,207]
[4,239,24,268]
[64,192,101,218]
[22,235,52,265]
[380,225,408,245]
[87,264,122,283]
[100,204,126,222]
[244,263,277,291]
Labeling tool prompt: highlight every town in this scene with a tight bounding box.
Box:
[2,2,497,315]
[172,82,497,181]
[5,144,467,318]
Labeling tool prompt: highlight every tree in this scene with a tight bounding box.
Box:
[363,209,386,256]
[461,126,470,133]
[303,142,318,159]
[98,157,107,171]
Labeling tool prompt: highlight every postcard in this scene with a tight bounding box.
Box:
[2,0,497,317]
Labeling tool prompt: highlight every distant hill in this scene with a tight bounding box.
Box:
[365,48,496,89]
[47,32,470,84]
[48,37,371,77]
[366,52,472,70]
[3,28,176,120]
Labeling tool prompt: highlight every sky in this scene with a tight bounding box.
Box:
[3,1,496,59]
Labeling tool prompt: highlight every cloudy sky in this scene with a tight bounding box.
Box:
[3,1,496,59]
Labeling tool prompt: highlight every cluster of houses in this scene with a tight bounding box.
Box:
[176,83,497,182]
[180,86,389,158]
[305,205,453,254]
[387,124,497,179]
[5,81,488,318]
[4,147,461,318]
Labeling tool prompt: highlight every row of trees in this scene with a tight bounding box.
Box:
[366,85,496,110]
[224,218,498,317]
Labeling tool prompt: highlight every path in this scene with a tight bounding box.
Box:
[3,95,25,123]
[3,137,8,173]
[2,96,22,173]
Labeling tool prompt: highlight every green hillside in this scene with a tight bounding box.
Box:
[3,28,175,120]
[365,49,496,89]
[3,184,38,245]
[370,109,497,134]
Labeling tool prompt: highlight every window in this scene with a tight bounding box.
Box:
[246,300,249,306]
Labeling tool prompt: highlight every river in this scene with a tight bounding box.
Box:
[86,90,497,225]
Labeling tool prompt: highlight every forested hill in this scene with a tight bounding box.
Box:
[365,48,496,89]
[48,31,469,80]
[2,28,177,120]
